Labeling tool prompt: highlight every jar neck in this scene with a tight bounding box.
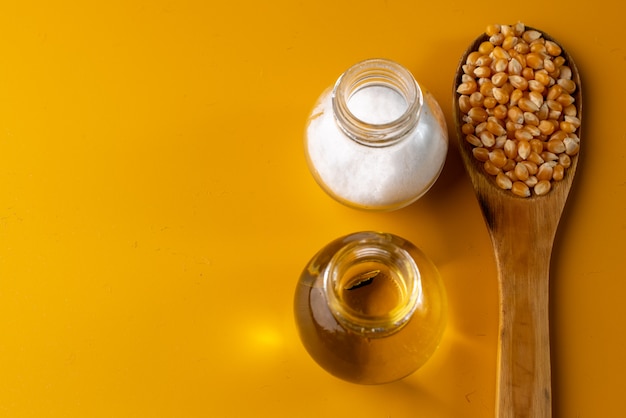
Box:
[331,58,423,147]
[323,232,421,337]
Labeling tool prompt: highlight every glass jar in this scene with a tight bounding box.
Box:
[304,58,448,211]
[294,231,447,384]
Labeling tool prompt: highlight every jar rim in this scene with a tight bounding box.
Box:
[323,231,422,336]
[331,58,423,147]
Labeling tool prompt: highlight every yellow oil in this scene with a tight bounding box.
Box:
[294,234,447,385]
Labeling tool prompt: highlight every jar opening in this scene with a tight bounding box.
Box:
[324,233,421,337]
[332,58,423,147]
[348,85,408,125]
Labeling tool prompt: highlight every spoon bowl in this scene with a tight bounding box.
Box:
[453,26,582,418]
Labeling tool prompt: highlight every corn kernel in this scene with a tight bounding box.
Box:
[472,147,489,161]
[511,181,531,197]
[484,160,501,175]
[534,180,552,195]
[496,172,513,189]
[552,164,565,181]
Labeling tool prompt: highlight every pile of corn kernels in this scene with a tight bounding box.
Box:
[456,23,580,197]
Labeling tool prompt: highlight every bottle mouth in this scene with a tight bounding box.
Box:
[332,58,423,147]
[323,232,422,337]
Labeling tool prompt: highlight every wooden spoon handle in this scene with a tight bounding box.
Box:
[488,200,557,418]
[494,244,552,418]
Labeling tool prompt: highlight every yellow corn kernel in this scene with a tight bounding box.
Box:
[546,138,566,153]
[489,148,507,167]
[509,88,524,106]
[458,95,472,113]
[545,40,562,56]
[491,72,509,87]
[496,172,513,189]
[474,121,487,135]
[525,175,538,188]
[478,41,495,55]
[534,180,552,195]
[526,52,544,69]
[468,107,489,123]
[479,80,496,97]
[476,56,494,68]
[492,87,509,104]
[538,119,556,136]
[465,134,482,147]
[543,58,556,73]
[486,119,507,136]
[514,41,530,54]
[504,139,518,159]
[528,151,545,166]
[501,25,514,37]
[484,160,501,176]
[461,123,475,135]
[511,181,531,197]
[530,42,547,55]
[559,153,571,168]
[552,164,565,181]
[517,139,531,159]
[480,131,496,147]
[556,93,575,107]
[541,151,559,161]
[514,161,530,181]
[486,23,502,36]
[537,103,550,120]
[490,33,505,46]
[508,57,523,75]
[492,104,508,119]
[524,111,540,126]
[553,56,566,67]
[529,91,544,109]
[493,58,509,73]
[495,134,507,149]
[507,106,524,124]
[503,158,516,172]
[469,92,484,107]
[522,160,538,175]
[559,66,572,80]
[522,29,542,43]
[474,65,492,78]
[518,97,540,113]
[484,97,498,109]
[563,104,577,117]
[559,120,577,133]
[557,78,576,94]
[472,147,490,162]
[536,163,554,181]
[528,79,545,93]
[509,75,529,90]
[514,128,533,142]
[533,69,552,86]
[563,136,580,156]
[546,84,563,100]
[457,80,478,95]
[502,35,518,50]
[522,67,535,81]
[466,51,482,66]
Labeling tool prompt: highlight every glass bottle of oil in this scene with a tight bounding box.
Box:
[294,231,447,384]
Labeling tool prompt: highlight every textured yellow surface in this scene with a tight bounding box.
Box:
[1,1,625,417]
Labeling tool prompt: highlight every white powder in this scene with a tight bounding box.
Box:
[305,86,448,210]
[348,86,408,124]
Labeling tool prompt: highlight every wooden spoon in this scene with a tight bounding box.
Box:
[453,27,582,418]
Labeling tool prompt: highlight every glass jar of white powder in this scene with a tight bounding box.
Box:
[304,58,448,211]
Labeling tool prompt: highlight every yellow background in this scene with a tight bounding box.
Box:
[1,1,624,417]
